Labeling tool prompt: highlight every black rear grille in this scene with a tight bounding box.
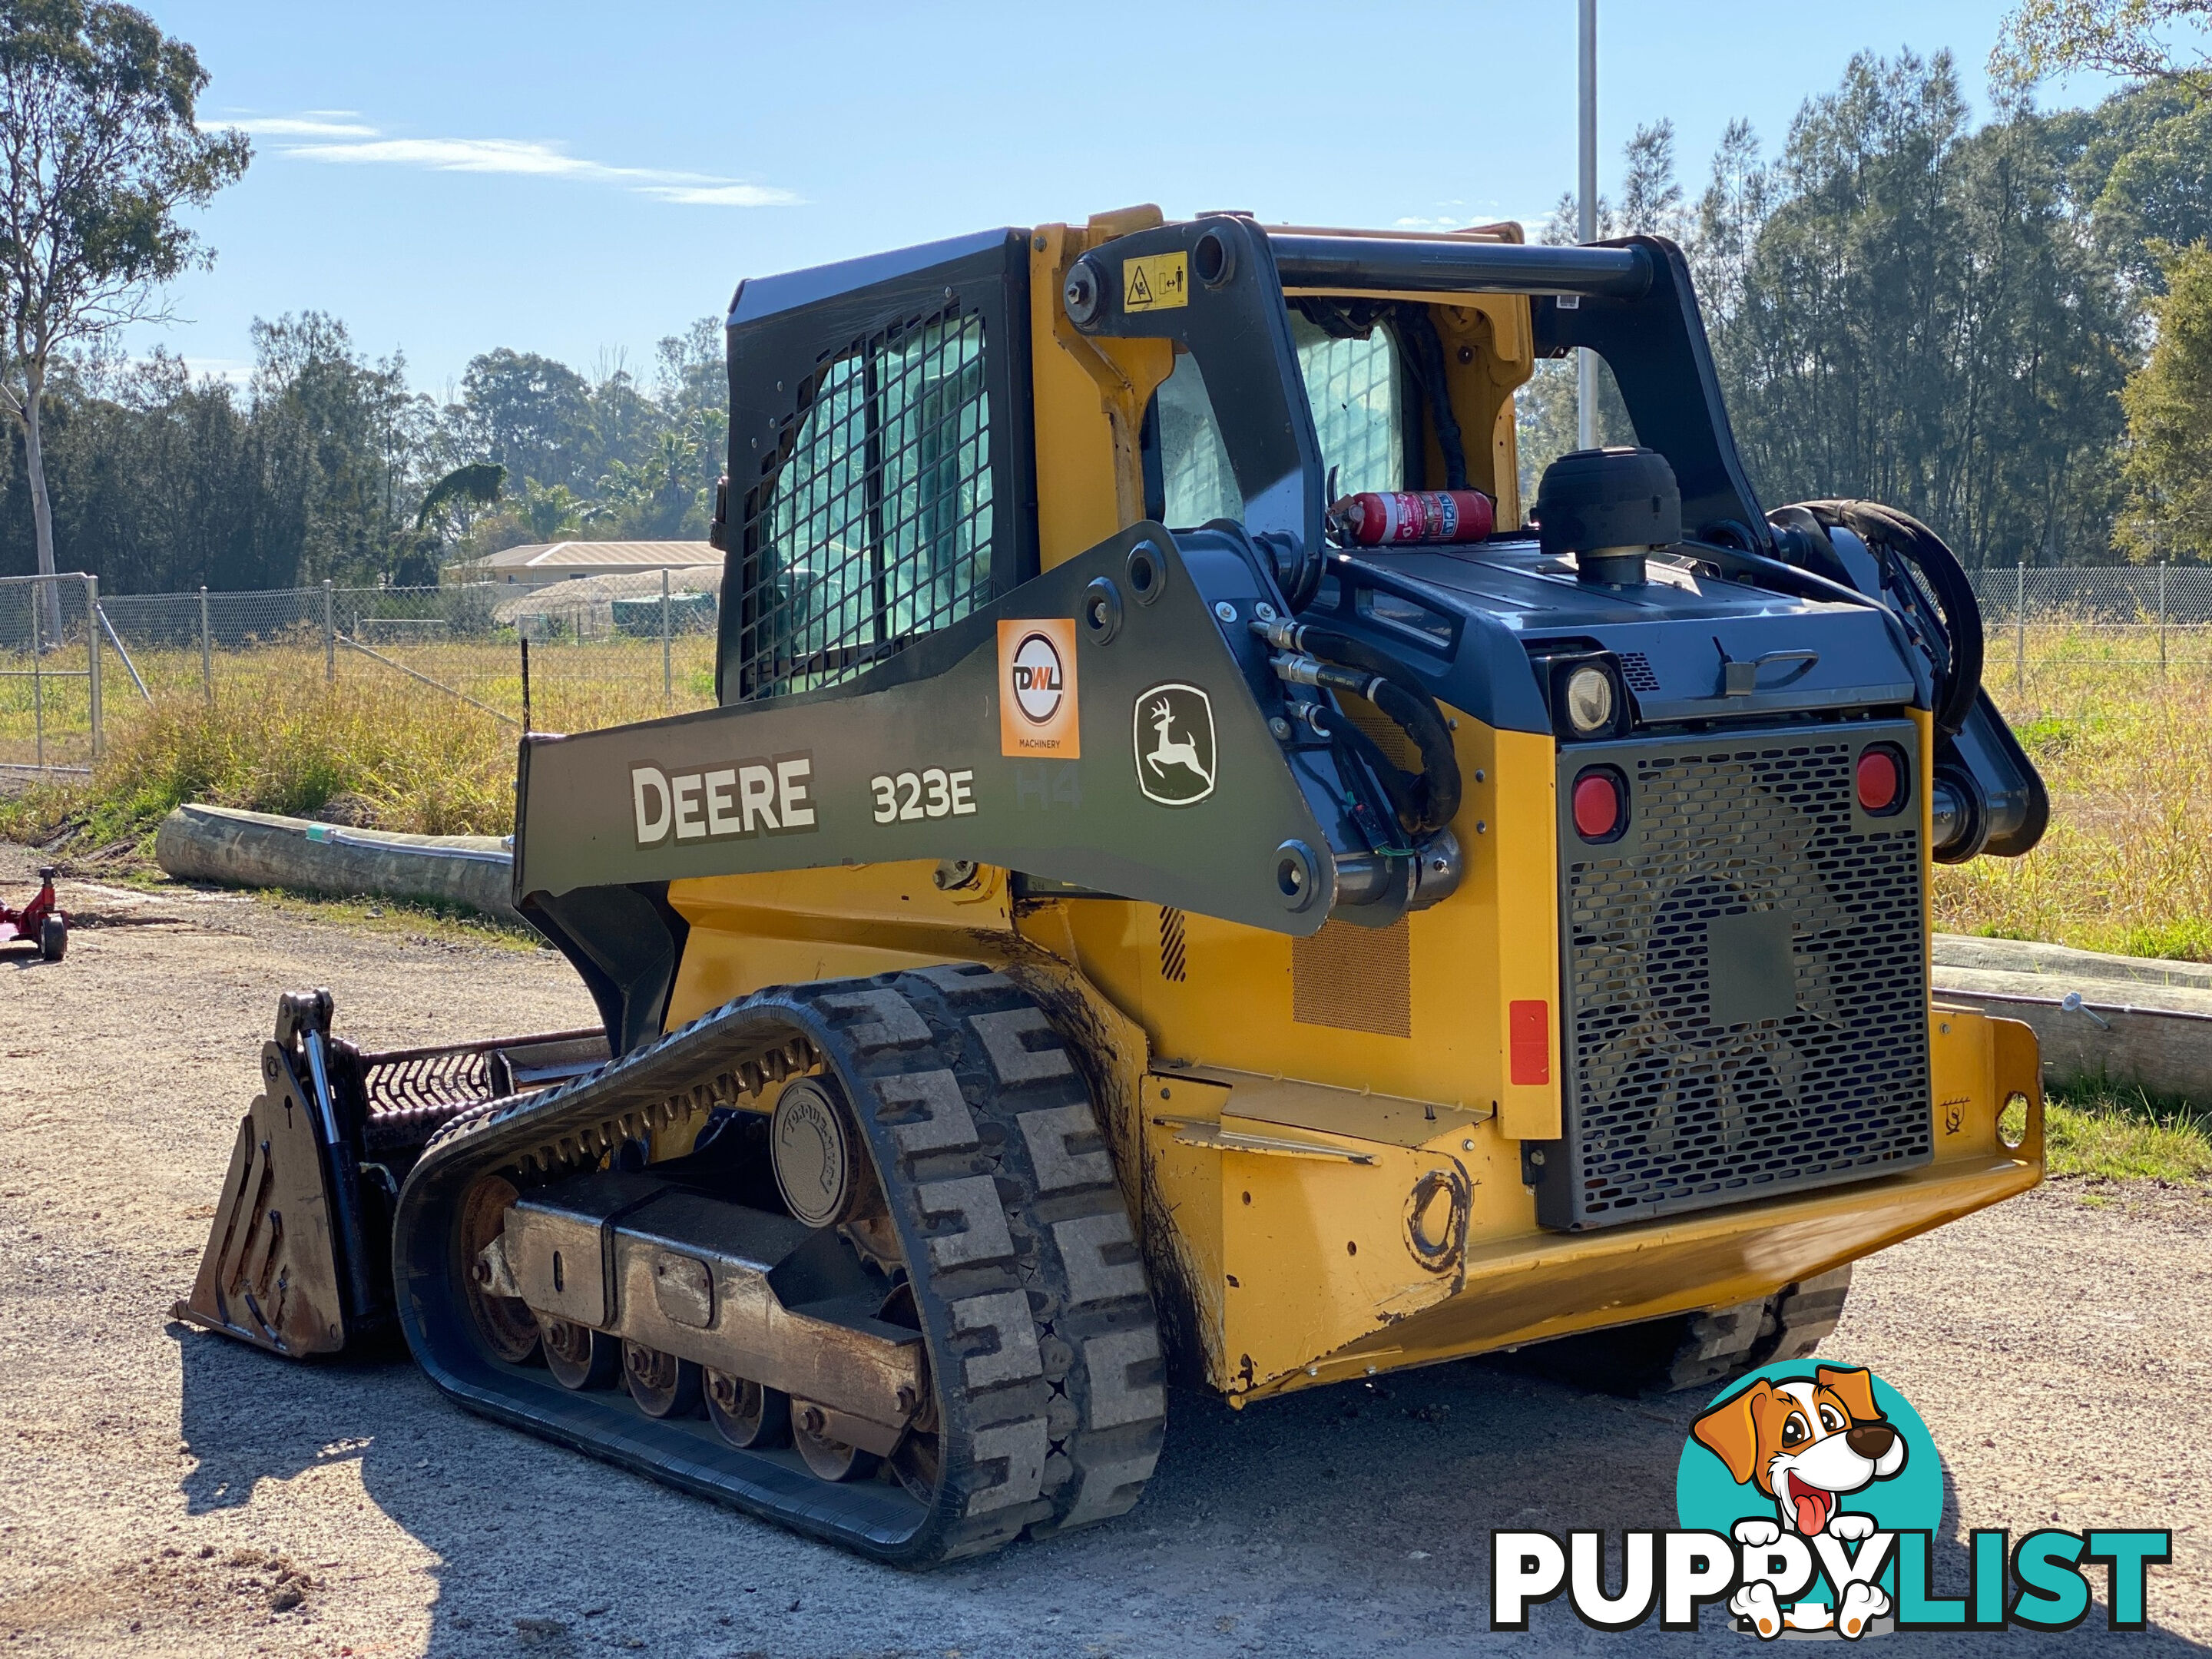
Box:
[1534,724,1931,1230]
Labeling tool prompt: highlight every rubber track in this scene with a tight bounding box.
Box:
[390,962,1167,1565]
[1514,1266,1856,1398]
[1648,1265,1859,1395]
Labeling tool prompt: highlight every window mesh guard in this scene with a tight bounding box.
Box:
[1297,326,1401,497]
[737,311,993,699]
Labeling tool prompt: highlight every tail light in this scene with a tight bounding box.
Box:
[1571,767,1628,842]
[1856,744,1908,816]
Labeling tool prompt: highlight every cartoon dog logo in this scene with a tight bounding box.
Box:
[1692,1365,1908,1639]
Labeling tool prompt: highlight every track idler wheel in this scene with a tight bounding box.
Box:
[704,1369,790,1449]
[540,1315,619,1390]
[459,1177,539,1364]
[623,1341,702,1418]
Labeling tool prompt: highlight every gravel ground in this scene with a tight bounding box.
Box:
[1,846,2206,1657]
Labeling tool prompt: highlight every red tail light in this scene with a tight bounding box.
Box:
[1572,769,1624,840]
[1856,747,1906,816]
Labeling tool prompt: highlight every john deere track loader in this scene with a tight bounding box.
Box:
[179,207,2050,1565]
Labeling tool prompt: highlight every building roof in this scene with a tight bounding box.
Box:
[491,569,720,625]
[460,540,721,572]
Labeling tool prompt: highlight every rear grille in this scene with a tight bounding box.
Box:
[1534,724,1931,1230]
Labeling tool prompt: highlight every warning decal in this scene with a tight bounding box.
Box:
[1122,252,1188,313]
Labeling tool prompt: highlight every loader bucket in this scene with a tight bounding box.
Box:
[174,990,608,1359]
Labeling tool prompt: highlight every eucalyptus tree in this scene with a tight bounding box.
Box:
[0,0,248,636]
[1996,0,2212,96]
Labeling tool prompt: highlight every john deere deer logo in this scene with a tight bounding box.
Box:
[1134,683,1215,806]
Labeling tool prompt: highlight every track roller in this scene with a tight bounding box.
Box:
[705,1369,790,1448]
[623,1342,703,1418]
[793,1399,879,1482]
[392,962,1169,1565]
[540,1315,619,1390]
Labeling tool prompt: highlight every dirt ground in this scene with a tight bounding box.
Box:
[1,844,2207,1657]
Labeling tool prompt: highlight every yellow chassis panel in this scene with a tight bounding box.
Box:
[665,862,2042,1406]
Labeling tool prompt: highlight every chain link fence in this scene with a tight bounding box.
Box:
[10,561,2211,775]
[0,574,102,771]
[68,574,722,757]
[1969,563,2212,689]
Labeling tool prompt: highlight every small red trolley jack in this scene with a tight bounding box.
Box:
[2,866,67,961]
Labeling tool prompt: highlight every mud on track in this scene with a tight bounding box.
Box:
[1,845,2206,1657]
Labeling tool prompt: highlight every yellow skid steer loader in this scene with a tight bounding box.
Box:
[180,207,2048,1565]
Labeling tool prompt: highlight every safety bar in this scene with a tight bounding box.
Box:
[1266,233,1653,300]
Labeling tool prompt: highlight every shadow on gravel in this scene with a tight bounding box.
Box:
[172,1320,416,1514]
[171,1333,2204,1657]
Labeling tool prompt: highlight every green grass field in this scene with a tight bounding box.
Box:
[2040,1081,2212,1188]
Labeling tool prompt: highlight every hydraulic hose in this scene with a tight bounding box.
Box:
[1258,619,1463,836]
[1316,703,1425,839]
[1784,500,1985,737]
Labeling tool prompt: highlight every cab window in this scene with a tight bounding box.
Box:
[1149,313,1404,528]
[1294,313,1402,497]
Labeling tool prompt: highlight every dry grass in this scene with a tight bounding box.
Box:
[1933,623,2212,960]
[0,637,715,849]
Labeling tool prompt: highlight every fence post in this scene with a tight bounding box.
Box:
[661,566,672,707]
[2158,560,2168,680]
[520,636,532,733]
[29,580,43,770]
[199,585,213,707]
[2015,561,2026,695]
[85,574,101,761]
[323,578,335,684]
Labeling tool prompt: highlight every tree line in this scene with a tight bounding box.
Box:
[0,311,727,592]
[1517,48,2212,566]
[11,12,2212,587]
[0,1,733,598]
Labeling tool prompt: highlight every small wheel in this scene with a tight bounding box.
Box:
[458,1177,540,1365]
[879,1282,940,1502]
[38,916,64,962]
[623,1340,702,1419]
[889,1414,941,1503]
[705,1369,790,1449]
[539,1315,618,1390]
[792,1399,879,1482]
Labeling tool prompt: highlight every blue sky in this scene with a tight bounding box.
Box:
[135,1,2119,396]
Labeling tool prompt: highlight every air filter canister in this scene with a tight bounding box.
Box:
[1534,446,1681,585]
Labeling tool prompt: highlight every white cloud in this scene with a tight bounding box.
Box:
[1394,207,1546,234]
[230,117,379,137]
[639,182,798,207]
[252,118,798,207]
